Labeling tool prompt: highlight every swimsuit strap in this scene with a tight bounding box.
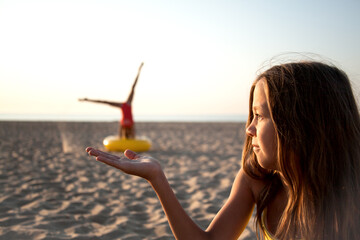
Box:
[261,209,278,240]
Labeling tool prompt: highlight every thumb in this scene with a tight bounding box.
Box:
[124,149,139,160]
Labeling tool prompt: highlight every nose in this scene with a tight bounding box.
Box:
[246,122,256,137]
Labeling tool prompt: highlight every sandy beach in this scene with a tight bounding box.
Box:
[0,121,256,240]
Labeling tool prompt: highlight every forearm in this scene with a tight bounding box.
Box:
[84,99,121,107]
[149,172,209,240]
[88,99,106,103]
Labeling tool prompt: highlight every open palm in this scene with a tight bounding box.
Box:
[86,147,162,182]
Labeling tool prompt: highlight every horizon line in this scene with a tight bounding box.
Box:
[0,113,248,123]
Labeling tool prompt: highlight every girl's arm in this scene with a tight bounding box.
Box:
[86,148,256,240]
[205,168,256,239]
[152,167,256,240]
[78,98,122,108]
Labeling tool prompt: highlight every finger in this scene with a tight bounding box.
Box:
[94,150,120,161]
[88,148,120,160]
[86,147,93,152]
[88,148,101,156]
[96,155,120,168]
[124,149,139,160]
[96,155,130,171]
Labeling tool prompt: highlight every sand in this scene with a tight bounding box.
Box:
[0,121,256,240]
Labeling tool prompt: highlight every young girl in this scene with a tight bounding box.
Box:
[79,62,144,139]
[86,61,360,239]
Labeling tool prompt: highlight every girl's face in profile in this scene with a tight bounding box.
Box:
[246,79,278,170]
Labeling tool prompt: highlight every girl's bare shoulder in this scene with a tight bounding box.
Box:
[239,168,268,202]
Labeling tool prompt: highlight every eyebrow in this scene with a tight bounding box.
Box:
[252,104,266,110]
[252,103,270,113]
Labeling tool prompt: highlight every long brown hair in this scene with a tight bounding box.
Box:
[242,61,360,239]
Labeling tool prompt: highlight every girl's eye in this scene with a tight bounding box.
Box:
[254,114,262,120]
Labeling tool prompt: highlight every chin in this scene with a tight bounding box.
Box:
[258,160,277,171]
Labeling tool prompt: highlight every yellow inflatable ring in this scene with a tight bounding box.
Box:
[103,135,151,152]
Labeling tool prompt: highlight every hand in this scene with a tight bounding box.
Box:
[86,148,163,182]
[78,98,88,101]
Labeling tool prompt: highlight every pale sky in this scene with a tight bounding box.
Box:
[1,0,359,120]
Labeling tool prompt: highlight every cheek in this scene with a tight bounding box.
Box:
[258,122,276,146]
[264,135,277,157]
[264,126,276,153]
[258,123,277,166]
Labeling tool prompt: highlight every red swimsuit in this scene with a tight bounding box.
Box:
[120,103,134,127]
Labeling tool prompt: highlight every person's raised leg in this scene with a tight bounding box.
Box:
[126,62,144,104]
